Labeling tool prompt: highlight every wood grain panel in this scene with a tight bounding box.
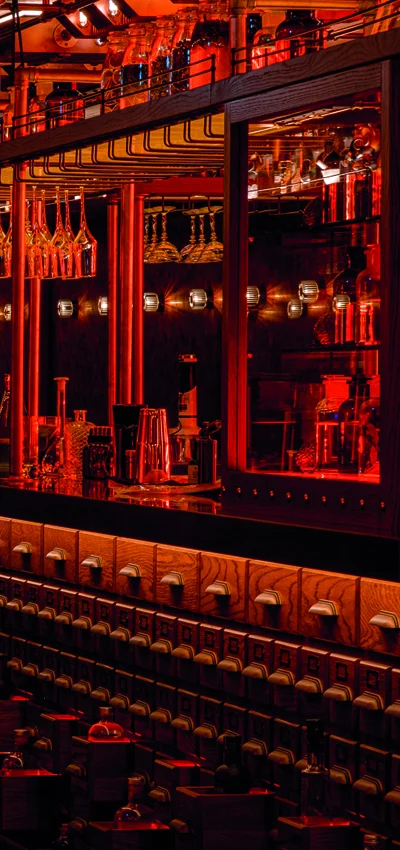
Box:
[11,520,43,575]
[115,537,155,603]
[78,531,115,593]
[360,577,400,654]
[301,569,359,646]
[248,561,300,633]
[156,545,199,612]
[200,552,247,621]
[43,525,78,584]
[0,518,11,570]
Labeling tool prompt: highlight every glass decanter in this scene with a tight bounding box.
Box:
[27,186,51,279]
[355,242,380,346]
[113,776,153,827]
[102,31,130,111]
[191,1,230,87]
[65,410,94,480]
[88,706,124,740]
[74,187,97,278]
[0,213,10,278]
[1,729,28,773]
[150,17,176,100]
[269,9,323,65]
[122,23,151,108]
[50,187,73,279]
[171,7,198,93]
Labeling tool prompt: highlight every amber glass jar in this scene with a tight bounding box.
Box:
[150,17,176,100]
[269,9,323,64]
[122,23,152,107]
[190,1,230,88]
[171,7,198,93]
[101,31,130,111]
[44,83,84,129]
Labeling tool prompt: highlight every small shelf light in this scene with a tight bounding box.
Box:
[298,280,319,304]
[333,293,350,312]
[287,298,303,319]
[246,286,261,309]
[78,10,89,27]
[4,304,11,322]
[143,292,160,312]
[189,289,208,310]
[98,296,108,316]
[108,0,119,16]
[57,299,75,318]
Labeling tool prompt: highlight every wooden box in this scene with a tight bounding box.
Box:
[0,769,60,830]
[86,820,172,850]
[174,786,274,850]
[277,817,359,850]
[68,736,135,802]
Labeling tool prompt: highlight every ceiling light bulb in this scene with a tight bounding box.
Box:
[4,304,11,322]
[287,298,303,319]
[246,286,260,309]
[143,292,159,312]
[79,11,89,27]
[108,0,119,16]
[57,299,74,318]
[98,296,108,316]
[298,280,319,304]
[189,289,208,310]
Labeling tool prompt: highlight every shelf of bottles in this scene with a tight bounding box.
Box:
[246,88,381,483]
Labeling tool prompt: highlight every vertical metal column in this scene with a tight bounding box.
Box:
[133,193,145,405]
[10,69,29,477]
[119,182,134,404]
[107,194,119,423]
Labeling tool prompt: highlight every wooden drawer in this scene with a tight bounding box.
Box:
[248,560,300,633]
[360,577,400,654]
[78,531,115,593]
[200,552,247,621]
[156,545,199,612]
[11,520,43,575]
[44,526,78,584]
[115,537,155,603]
[0,518,11,570]
[301,569,359,646]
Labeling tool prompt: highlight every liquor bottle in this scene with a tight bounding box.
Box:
[332,247,366,344]
[122,23,151,108]
[269,9,323,64]
[88,706,124,740]
[0,373,11,477]
[214,735,251,793]
[338,374,370,474]
[150,18,175,100]
[355,243,380,345]
[1,729,28,772]
[171,7,197,93]
[113,776,153,827]
[74,187,97,278]
[300,718,329,823]
[44,82,84,129]
[190,1,230,88]
[315,376,349,471]
[358,375,380,475]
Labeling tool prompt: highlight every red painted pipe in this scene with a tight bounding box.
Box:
[133,193,144,405]
[107,194,119,424]
[28,199,42,421]
[10,70,29,477]
[119,182,134,404]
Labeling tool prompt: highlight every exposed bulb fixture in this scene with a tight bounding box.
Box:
[108,0,119,16]
[98,296,108,316]
[298,280,319,304]
[57,299,75,318]
[3,304,11,321]
[287,298,303,319]
[143,292,160,312]
[246,286,261,309]
[189,289,208,310]
[79,10,89,27]
[333,293,351,311]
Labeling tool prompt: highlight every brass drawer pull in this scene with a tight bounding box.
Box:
[149,708,172,724]
[150,638,173,654]
[268,669,295,687]
[205,580,231,596]
[242,662,268,679]
[171,645,194,660]
[160,571,184,587]
[72,681,92,696]
[385,700,400,718]
[81,555,102,570]
[119,564,141,579]
[110,626,131,642]
[308,599,338,617]
[268,747,294,766]
[46,548,67,562]
[72,616,92,630]
[130,700,150,717]
[13,542,32,555]
[369,610,400,629]
[6,599,23,611]
[217,657,242,673]
[171,715,194,732]
[323,684,352,702]
[110,695,130,711]
[91,622,111,636]
[21,602,39,616]
[130,633,151,648]
[255,589,282,606]
[193,649,217,666]
[38,669,55,683]
[193,723,217,739]
[353,691,383,711]
[90,687,110,702]
[242,738,268,757]
[295,676,323,695]
[353,776,383,795]
[330,767,352,786]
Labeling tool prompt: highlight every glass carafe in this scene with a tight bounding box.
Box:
[315,376,349,471]
[150,17,176,100]
[50,186,73,279]
[65,410,94,480]
[171,7,198,93]
[332,247,366,345]
[89,706,124,740]
[122,24,151,108]
[359,375,380,475]
[338,374,370,474]
[355,242,380,345]
[44,82,84,129]
[191,1,230,87]
[102,31,130,111]
[74,187,97,278]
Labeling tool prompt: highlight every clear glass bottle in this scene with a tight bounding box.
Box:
[82,427,113,480]
[150,17,176,100]
[214,735,251,793]
[88,706,124,740]
[359,375,380,475]
[338,374,370,474]
[332,247,366,345]
[50,186,73,279]
[355,243,380,345]
[122,24,151,107]
[64,410,94,480]
[113,776,153,827]
[102,31,130,111]
[44,82,84,129]
[74,187,97,278]
[0,373,11,477]
[190,1,230,88]
[315,376,349,471]
[301,718,329,823]
[1,729,28,772]
[171,8,198,93]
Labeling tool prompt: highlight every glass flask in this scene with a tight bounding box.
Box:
[122,24,151,108]
[355,242,380,345]
[269,9,323,64]
[359,375,380,475]
[171,7,198,93]
[113,776,153,827]
[150,17,176,100]
[64,410,94,480]
[27,186,51,279]
[0,373,11,477]
[82,427,113,480]
[44,82,84,129]
[338,374,370,474]
[41,377,69,477]
[50,187,73,279]
[191,1,230,88]
[74,187,97,278]
[1,729,28,773]
[88,706,124,740]
[102,31,130,111]
[315,376,349,472]
[0,213,10,278]
[331,247,366,345]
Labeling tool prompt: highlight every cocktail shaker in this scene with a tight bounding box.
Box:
[135,408,171,484]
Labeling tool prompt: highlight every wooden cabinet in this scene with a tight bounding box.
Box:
[44,525,78,584]
[360,577,400,654]
[11,520,43,575]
